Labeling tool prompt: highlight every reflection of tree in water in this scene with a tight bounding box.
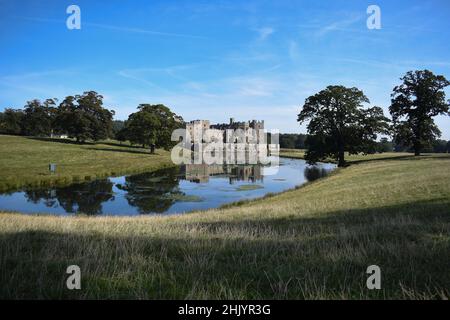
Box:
[25,189,59,207]
[304,166,330,182]
[24,180,114,215]
[116,166,182,214]
[23,167,183,215]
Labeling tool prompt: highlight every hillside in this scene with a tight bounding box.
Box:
[0,135,174,192]
[1,154,449,299]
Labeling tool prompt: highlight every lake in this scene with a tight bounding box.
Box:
[0,158,336,216]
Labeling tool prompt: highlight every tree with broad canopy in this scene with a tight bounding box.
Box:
[389,70,450,156]
[298,85,390,167]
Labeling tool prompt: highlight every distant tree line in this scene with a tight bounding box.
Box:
[0,91,184,153]
[279,134,450,154]
[376,137,450,154]
[279,134,307,149]
[0,91,114,142]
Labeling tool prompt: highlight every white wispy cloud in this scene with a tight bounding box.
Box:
[230,76,280,97]
[0,69,80,104]
[117,64,198,87]
[0,69,75,81]
[315,15,363,37]
[254,27,274,40]
[117,70,163,90]
[288,41,300,62]
[331,57,450,71]
[17,16,207,39]
[85,22,207,39]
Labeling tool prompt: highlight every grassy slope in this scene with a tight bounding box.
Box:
[1,155,449,299]
[280,148,414,163]
[0,135,174,192]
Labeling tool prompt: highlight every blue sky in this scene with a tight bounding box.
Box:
[1,0,449,137]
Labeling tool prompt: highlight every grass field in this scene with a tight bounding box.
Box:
[0,135,175,192]
[1,153,449,299]
[280,148,414,163]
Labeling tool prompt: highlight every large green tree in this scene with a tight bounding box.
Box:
[389,70,450,156]
[298,85,390,167]
[0,108,25,135]
[22,99,57,136]
[124,104,184,153]
[55,91,114,143]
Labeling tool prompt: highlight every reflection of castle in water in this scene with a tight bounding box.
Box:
[182,164,263,184]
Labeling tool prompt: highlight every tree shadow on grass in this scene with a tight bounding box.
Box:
[348,154,450,165]
[348,154,415,164]
[26,136,94,145]
[99,141,144,149]
[0,198,449,299]
[26,137,147,151]
[25,137,161,155]
[84,147,162,156]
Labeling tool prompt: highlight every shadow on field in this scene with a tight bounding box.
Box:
[0,199,449,299]
[26,136,93,145]
[85,147,159,155]
[350,154,450,165]
[349,155,414,164]
[26,137,146,150]
[99,141,144,149]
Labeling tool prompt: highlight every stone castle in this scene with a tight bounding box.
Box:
[186,118,265,144]
[182,118,278,165]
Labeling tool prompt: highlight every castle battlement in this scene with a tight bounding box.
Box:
[186,118,265,144]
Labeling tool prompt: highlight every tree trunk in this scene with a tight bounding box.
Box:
[414,140,421,156]
[338,150,346,167]
[414,125,422,156]
[337,137,346,167]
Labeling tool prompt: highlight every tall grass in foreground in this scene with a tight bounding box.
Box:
[0,155,449,299]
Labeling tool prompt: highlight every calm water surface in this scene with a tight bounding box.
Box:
[0,158,335,216]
